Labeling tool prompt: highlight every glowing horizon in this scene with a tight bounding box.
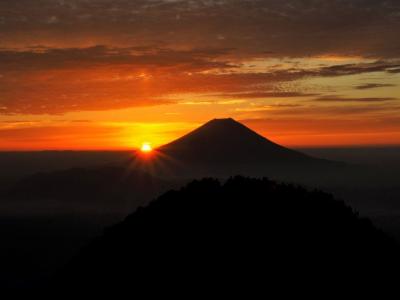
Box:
[1,117,400,152]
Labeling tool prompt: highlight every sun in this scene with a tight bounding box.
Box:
[140,142,153,153]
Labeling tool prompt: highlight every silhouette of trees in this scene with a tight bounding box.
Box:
[54,176,399,291]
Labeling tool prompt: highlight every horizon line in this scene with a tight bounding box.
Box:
[1,143,400,152]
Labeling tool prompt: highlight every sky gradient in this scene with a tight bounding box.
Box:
[1,0,400,150]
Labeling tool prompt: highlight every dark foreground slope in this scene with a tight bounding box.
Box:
[54,177,399,291]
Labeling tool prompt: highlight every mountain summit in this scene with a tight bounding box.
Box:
[139,118,342,180]
[158,118,310,164]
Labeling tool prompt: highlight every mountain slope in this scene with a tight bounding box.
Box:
[134,118,344,180]
[158,118,311,164]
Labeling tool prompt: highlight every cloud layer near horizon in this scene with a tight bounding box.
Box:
[0,46,399,114]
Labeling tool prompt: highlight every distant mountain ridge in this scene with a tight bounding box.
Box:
[4,166,168,214]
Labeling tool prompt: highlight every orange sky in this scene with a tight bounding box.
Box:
[0,1,399,150]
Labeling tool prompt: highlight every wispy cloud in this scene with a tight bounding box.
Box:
[313,96,397,102]
[355,83,396,90]
[216,92,319,99]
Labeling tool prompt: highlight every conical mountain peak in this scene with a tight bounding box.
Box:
[158,118,310,164]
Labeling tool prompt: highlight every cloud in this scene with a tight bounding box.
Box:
[355,83,396,90]
[388,68,400,74]
[0,46,234,72]
[0,46,399,115]
[314,61,400,77]
[240,116,400,135]
[313,95,397,102]
[0,0,399,59]
[234,103,303,112]
[238,116,400,146]
[233,103,400,122]
[0,123,124,150]
[0,46,237,114]
[216,91,319,99]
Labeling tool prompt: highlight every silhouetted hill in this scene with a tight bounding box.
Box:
[54,177,398,291]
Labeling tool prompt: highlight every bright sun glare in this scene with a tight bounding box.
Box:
[140,142,153,153]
